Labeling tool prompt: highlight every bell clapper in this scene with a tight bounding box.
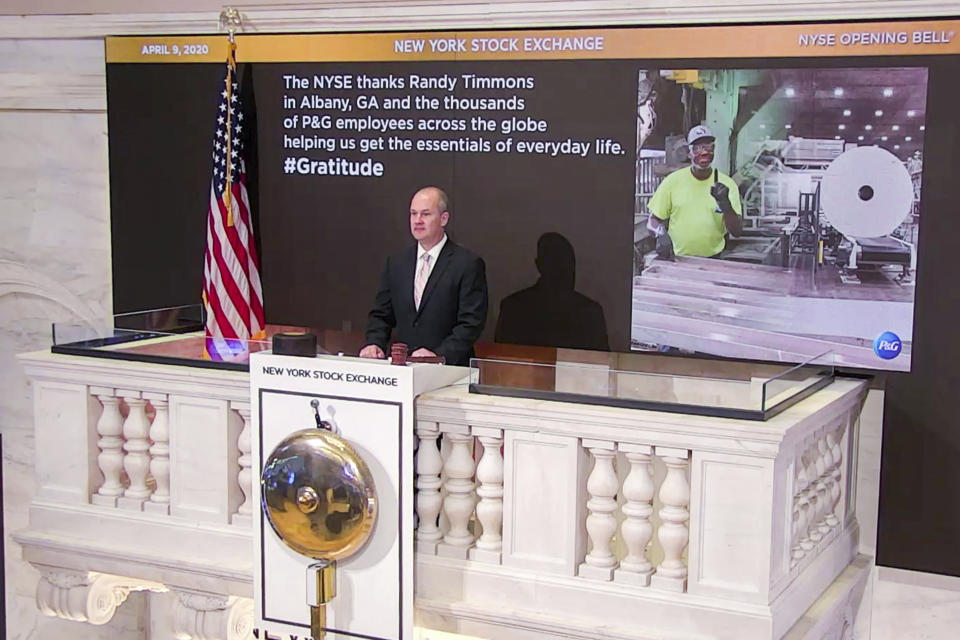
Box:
[307,559,337,639]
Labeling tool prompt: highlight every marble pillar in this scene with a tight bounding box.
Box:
[0,37,126,640]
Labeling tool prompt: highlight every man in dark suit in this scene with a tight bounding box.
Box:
[359,186,488,366]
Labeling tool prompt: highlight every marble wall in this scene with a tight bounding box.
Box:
[2,3,960,639]
[0,38,147,640]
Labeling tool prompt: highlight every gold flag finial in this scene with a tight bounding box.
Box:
[219,7,243,43]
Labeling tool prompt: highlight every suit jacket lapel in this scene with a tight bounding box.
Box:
[400,246,418,316]
[416,241,454,318]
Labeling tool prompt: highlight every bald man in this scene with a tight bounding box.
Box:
[360,186,488,366]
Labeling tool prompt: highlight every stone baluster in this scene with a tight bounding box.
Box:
[816,433,836,536]
[413,433,420,531]
[827,425,844,528]
[91,388,124,507]
[805,443,824,544]
[117,391,152,510]
[437,428,476,559]
[578,440,619,581]
[808,438,825,538]
[470,427,504,564]
[615,444,656,586]
[791,457,809,566]
[143,393,170,515]
[415,421,443,555]
[790,501,804,568]
[799,446,818,552]
[231,402,253,527]
[651,447,690,592]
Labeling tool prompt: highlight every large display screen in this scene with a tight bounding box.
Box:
[106,20,960,371]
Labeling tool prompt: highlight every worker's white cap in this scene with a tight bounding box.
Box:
[687,124,715,145]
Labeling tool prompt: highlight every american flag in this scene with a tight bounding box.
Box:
[202,42,265,360]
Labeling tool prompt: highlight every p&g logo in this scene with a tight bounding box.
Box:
[873,331,902,360]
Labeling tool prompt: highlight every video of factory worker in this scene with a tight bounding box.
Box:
[632,67,926,371]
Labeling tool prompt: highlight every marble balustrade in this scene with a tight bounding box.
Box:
[15,349,868,639]
[16,350,255,640]
[85,386,253,525]
[415,420,852,591]
[411,377,868,640]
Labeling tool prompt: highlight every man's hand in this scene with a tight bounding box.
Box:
[655,230,675,260]
[710,169,734,215]
[410,347,437,358]
[359,344,385,359]
[709,169,742,237]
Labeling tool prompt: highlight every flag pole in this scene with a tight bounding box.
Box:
[219,7,243,227]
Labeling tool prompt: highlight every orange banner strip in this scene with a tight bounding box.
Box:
[106,20,960,64]
[106,36,229,63]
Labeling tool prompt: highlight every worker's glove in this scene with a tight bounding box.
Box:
[710,170,734,215]
[655,230,675,261]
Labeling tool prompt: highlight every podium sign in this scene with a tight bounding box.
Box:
[251,352,466,640]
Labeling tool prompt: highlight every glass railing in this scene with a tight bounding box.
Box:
[51,305,272,370]
[469,351,835,421]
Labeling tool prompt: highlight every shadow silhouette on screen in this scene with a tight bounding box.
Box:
[495,232,609,351]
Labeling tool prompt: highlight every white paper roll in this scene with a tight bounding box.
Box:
[820,146,914,238]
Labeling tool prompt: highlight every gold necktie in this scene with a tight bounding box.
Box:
[414,253,431,310]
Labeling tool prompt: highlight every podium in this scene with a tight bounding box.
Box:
[250,352,467,640]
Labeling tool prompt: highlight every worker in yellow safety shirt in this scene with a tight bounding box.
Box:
[646,124,743,259]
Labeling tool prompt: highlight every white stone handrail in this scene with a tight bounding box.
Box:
[16,350,255,635]
[20,351,250,523]
[16,349,867,639]
[412,376,866,638]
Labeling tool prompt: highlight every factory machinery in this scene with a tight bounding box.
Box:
[740,137,919,283]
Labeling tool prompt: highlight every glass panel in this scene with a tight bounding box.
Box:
[470,351,836,421]
[52,305,274,368]
[113,304,204,333]
[761,351,836,412]
[52,304,204,346]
